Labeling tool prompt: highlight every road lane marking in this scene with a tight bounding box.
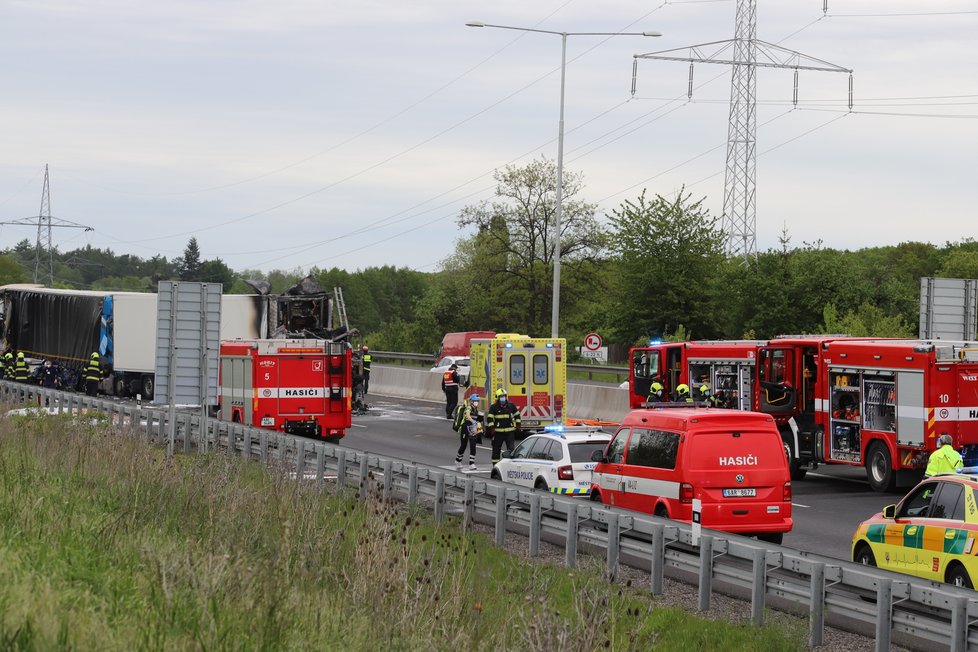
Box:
[791,502,811,508]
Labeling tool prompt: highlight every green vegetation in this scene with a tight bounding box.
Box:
[0,413,807,650]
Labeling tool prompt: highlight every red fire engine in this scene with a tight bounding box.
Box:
[219,338,352,442]
[631,337,978,492]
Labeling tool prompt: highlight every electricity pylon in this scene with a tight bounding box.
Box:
[632,0,851,261]
[0,164,93,284]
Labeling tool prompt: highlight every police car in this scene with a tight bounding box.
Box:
[490,426,611,496]
[851,471,978,588]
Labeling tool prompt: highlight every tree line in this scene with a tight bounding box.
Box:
[3,158,975,360]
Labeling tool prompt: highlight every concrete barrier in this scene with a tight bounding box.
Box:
[372,365,629,423]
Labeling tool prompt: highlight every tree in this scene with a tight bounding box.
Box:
[0,254,27,285]
[176,237,203,281]
[605,188,726,342]
[455,158,604,335]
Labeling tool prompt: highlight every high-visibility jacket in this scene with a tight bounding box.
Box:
[362,353,371,373]
[486,401,520,433]
[925,444,963,477]
[442,370,458,388]
[84,357,101,382]
[2,355,12,379]
[14,359,28,382]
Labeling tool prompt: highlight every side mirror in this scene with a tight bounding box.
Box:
[882,504,896,519]
[501,451,512,459]
[590,449,605,463]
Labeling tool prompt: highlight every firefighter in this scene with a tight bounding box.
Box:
[487,388,521,464]
[84,352,102,397]
[14,352,29,382]
[361,346,372,394]
[697,382,719,407]
[441,363,460,418]
[925,433,964,477]
[454,394,483,471]
[39,360,60,389]
[2,351,13,379]
[647,381,666,403]
[675,383,693,403]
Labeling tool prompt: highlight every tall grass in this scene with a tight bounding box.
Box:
[0,411,806,650]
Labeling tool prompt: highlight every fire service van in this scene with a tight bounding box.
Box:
[468,333,567,431]
[219,338,351,442]
[590,407,792,544]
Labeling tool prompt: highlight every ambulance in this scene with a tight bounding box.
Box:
[468,334,567,431]
[219,338,352,442]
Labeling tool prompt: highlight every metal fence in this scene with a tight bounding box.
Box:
[3,380,976,651]
[374,351,630,383]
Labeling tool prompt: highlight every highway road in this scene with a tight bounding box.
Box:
[346,393,898,562]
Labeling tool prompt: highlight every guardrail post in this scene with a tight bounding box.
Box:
[408,466,418,504]
[463,478,474,525]
[809,562,825,647]
[316,447,326,486]
[182,414,191,453]
[698,534,713,612]
[565,503,578,568]
[296,440,307,481]
[434,473,445,522]
[607,513,620,581]
[874,578,892,652]
[951,595,968,652]
[495,488,507,546]
[260,432,268,465]
[529,494,541,557]
[650,523,665,596]
[336,449,347,490]
[382,459,393,500]
[358,454,370,500]
[243,428,251,460]
[751,547,766,626]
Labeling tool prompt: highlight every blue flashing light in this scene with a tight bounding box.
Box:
[546,342,553,348]
[544,424,566,436]
[648,339,662,346]
[505,342,513,348]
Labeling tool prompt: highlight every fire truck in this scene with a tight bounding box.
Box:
[218,338,352,442]
[468,333,567,431]
[632,336,978,492]
[627,340,763,409]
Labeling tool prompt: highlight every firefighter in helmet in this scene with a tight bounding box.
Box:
[675,383,693,403]
[697,382,718,407]
[647,381,666,403]
[84,351,102,397]
[14,352,29,382]
[487,388,521,464]
[361,346,372,394]
[2,351,13,380]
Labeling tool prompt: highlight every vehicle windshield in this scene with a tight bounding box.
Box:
[685,429,784,471]
[569,441,610,463]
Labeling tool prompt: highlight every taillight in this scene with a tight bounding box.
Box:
[558,465,574,480]
[680,482,694,504]
[783,481,792,502]
[555,395,564,417]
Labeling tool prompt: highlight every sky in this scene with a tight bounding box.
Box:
[1,0,976,280]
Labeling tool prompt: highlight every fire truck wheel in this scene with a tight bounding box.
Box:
[782,441,807,481]
[866,441,896,493]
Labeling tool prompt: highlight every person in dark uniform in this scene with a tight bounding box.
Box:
[441,363,460,418]
[14,352,29,382]
[487,389,521,464]
[361,346,372,394]
[84,352,102,397]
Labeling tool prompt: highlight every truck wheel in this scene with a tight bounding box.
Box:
[783,441,808,481]
[654,504,669,519]
[866,441,896,493]
[590,489,602,503]
[757,532,783,545]
[114,376,129,398]
[141,376,154,400]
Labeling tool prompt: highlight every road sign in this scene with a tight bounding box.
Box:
[584,332,602,351]
[579,347,608,363]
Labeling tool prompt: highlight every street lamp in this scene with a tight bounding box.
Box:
[466,22,661,338]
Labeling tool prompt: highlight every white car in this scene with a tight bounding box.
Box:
[430,355,470,383]
[491,427,612,496]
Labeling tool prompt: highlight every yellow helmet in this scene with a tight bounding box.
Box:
[676,383,690,397]
[91,352,100,359]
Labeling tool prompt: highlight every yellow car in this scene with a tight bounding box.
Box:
[851,473,978,589]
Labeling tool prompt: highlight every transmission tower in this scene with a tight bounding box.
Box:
[632,0,851,261]
[0,164,93,284]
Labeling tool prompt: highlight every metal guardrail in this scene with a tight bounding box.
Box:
[4,380,977,651]
[374,351,630,383]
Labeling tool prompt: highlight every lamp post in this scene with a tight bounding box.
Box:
[466,22,661,338]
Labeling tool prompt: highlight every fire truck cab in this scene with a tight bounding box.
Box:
[219,338,352,442]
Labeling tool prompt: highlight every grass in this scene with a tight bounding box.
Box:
[0,410,807,651]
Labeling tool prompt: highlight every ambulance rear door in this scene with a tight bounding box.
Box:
[504,343,556,428]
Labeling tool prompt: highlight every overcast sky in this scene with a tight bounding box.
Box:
[1,0,976,279]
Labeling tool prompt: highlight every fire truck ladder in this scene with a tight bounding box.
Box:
[333,287,350,334]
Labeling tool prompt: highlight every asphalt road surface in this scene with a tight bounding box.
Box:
[347,393,902,562]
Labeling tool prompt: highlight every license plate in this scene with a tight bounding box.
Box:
[722,488,756,497]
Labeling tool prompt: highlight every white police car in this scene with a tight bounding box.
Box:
[490,426,611,496]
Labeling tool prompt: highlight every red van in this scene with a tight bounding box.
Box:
[590,408,792,543]
[435,331,496,364]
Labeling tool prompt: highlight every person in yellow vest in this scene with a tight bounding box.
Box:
[925,433,963,477]
[441,363,460,418]
[3,351,14,379]
[84,352,102,397]
[361,346,372,394]
[487,388,521,464]
[675,383,694,403]
[14,352,29,382]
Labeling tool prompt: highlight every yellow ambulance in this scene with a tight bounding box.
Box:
[468,334,568,431]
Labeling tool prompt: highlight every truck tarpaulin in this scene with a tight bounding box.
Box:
[3,290,101,367]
